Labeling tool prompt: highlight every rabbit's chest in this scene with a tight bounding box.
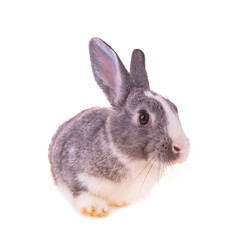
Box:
[77,160,163,205]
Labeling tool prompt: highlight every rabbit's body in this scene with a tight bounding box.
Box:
[49,108,121,193]
[49,38,190,217]
[49,105,164,206]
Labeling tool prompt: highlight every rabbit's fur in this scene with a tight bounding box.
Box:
[49,38,189,217]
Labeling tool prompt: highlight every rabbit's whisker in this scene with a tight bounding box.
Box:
[158,159,163,183]
[134,155,156,180]
[140,157,157,191]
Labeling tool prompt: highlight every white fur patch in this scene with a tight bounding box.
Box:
[77,159,164,207]
[144,91,189,152]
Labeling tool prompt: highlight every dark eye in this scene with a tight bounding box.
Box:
[138,111,150,126]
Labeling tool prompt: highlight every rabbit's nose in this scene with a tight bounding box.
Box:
[172,144,182,153]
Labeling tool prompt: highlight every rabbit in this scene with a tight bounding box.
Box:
[49,38,190,217]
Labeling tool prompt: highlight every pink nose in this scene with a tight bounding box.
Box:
[173,145,182,153]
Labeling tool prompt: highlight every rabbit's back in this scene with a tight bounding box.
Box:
[49,107,127,196]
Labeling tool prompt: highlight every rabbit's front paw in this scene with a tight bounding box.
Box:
[77,193,109,217]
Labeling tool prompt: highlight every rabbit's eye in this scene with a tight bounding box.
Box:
[138,111,150,126]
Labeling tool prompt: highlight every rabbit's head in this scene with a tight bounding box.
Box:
[89,38,189,165]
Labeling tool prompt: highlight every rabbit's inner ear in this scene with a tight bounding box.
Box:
[100,55,119,90]
[90,38,120,91]
[89,38,132,106]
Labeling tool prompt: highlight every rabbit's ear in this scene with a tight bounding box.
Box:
[89,38,133,107]
[130,49,150,89]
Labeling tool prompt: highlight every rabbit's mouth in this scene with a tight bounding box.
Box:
[145,137,190,166]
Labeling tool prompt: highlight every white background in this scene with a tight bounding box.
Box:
[0,0,249,239]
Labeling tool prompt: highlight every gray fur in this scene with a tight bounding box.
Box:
[49,38,181,197]
[130,49,149,89]
[49,108,127,196]
[109,89,179,162]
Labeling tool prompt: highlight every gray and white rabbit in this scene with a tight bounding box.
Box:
[49,38,190,217]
